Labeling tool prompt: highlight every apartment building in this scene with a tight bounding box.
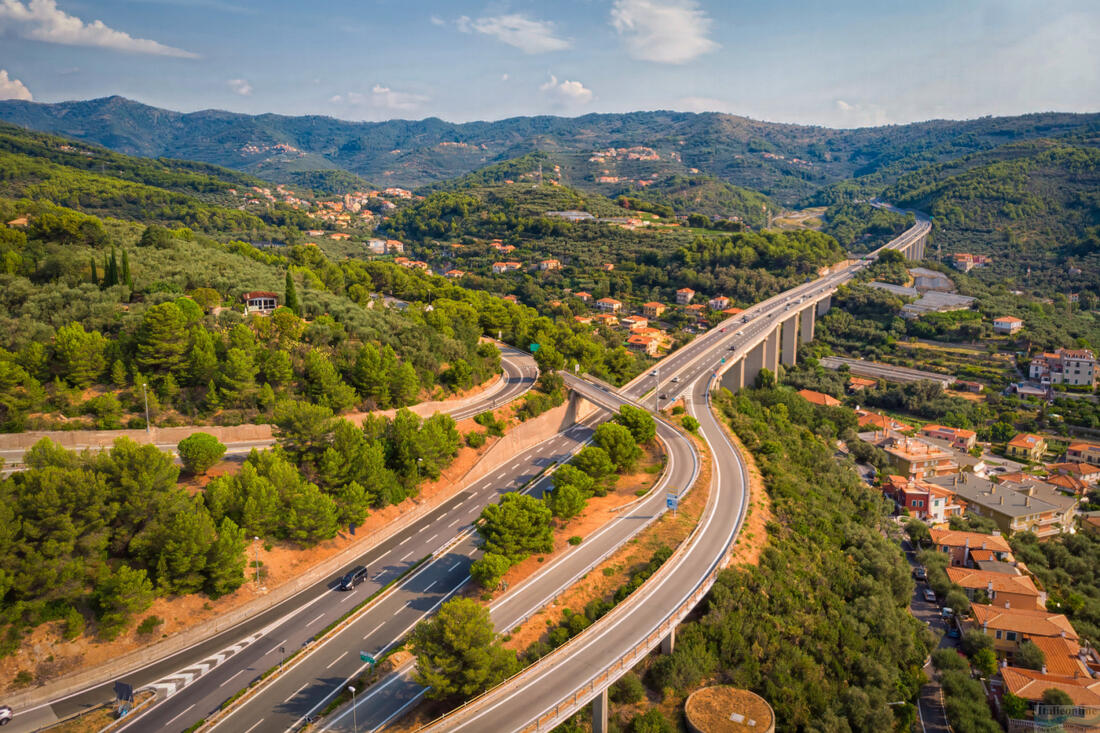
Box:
[1029,348,1098,388]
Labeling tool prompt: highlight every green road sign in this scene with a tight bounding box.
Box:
[360,651,376,664]
[529,343,540,353]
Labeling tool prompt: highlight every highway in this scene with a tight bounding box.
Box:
[4,348,539,733]
[407,215,931,732]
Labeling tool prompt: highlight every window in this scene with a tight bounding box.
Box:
[995,630,1003,639]
[1006,631,1017,642]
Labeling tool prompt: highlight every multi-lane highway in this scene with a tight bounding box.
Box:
[5,348,539,733]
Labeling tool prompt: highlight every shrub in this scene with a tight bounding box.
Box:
[610,672,646,704]
[567,536,582,546]
[470,552,511,588]
[629,708,675,733]
[137,615,163,635]
[681,415,699,432]
[465,430,487,448]
[62,607,85,641]
[177,432,227,475]
[931,648,968,672]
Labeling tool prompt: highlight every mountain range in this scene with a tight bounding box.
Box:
[1,96,1098,204]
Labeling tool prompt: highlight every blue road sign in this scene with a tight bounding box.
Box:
[666,493,678,511]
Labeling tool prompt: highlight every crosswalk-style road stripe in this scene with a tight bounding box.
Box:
[146,632,264,698]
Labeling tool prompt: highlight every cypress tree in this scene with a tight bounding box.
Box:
[107,249,119,287]
[89,257,98,285]
[284,271,300,315]
[121,249,133,288]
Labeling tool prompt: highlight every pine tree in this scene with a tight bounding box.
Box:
[284,271,300,315]
[204,517,248,598]
[218,348,257,407]
[186,327,218,386]
[110,359,129,387]
[204,379,222,412]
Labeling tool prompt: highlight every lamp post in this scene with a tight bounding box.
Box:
[651,368,659,410]
[415,457,423,485]
[141,382,150,434]
[348,685,358,733]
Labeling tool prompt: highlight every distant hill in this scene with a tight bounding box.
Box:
[884,137,1100,291]
[2,96,1098,204]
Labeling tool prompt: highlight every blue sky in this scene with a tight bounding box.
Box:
[0,0,1097,127]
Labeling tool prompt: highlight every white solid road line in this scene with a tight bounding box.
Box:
[397,535,410,545]
[426,533,438,544]
[424,580,437,592]
[308,613,324,626]
[243,720,264,733]
[365,622,384,638]
[284,682,308,704]
[400,550,414,562]
[448,560,462,571]
[326,651,349,669]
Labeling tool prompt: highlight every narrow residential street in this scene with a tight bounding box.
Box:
[900,537,956,733]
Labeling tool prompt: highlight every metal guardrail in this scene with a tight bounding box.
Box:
[418,378,746,732]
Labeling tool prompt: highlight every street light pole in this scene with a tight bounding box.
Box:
[348,685,358,733]
[253,537,260,591]
[652,367,659,410]
[141,382,150,434]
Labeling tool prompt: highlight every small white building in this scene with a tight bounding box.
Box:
[242,291,278,315]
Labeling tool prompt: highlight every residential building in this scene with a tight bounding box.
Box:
[993,316,1024,334]
[574,291,592,303]
[596,297,622,313]
[626,335,659,356]
[881,436,957,479]
[1006,433,1047,462]
[847,376,878,393]
[882,476,961,522]
[601,263,615,272]
[329,232,350,241]
[968,603,1077,656]
[242,291,278,315]
[722,307,745,318]
[926,474,1078,537]
[538,259,561,271]
[951,253,991,272]
[367,238,387,254]
[385,239,404,254]
[642,301,666,319]
[1000,667,1100,706]
[1029,348,1098,388]
[491,261,522,274]
[1046,461,1100,485]
[621,315,648,331]
[444,269,465,279]
[502,294,518,304]
[920,425,977,452]
[708,295,731,311]
[676,288,696,305]
[685,304,707,320]
[945,567,1042,610]
[593,313,618,327]
[909,267,955,292]
[797,389,841,407]
[929,528,1013,567]
[856,409,912,433]
[1044,473,1090,497]
[1066,442,1100,467]
[573,315,593,325]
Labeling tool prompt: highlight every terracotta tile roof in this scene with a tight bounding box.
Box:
[1000,667,1100,705]
[1048,461,1100,476]
[797,389,841,407]
[1027,635,1088,677]
[970,604,1077,639]
[929,529,1012,553]
[946,567,1039,598]
[848,376,877,388]
[1008,433,1044,449]
[856,410,913,432]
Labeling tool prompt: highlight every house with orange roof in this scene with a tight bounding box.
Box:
[329,232,351,240]
[929,528,1012,567]
[642,301,666,319]
[445,269,465,279]
[1066,442,1100,467]
[881,436,958,479]
[968,604,1077,656]
[596,297,622,313]
[676,288,695,305]
[848,376,878,393]
[1007,433,1047,462]
[573,315,594,325]
[1046,461,1100,484]
[708,295,731,311]
[600,263,614,272]
[920,425,977,451]
[999,667,1100,706]
[1024,635,1092,678]
[593,313,619,327]
[621,315,648,331]
[574,291,592,303]
[385,239,404,254]
[721,307,744,317]
[501,294,518,303]
[492,261,522,274]
[797,389,841,407]
[946,567,1042,609]
[626,334,659,356]
[882,477,962,522]
[856,409,913,433]
[394,256,410,265]
[538,259,561,271]
[993,316,1023,334]
[1043,473,1089,497]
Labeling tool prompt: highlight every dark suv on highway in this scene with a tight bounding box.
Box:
[338,565,368,591]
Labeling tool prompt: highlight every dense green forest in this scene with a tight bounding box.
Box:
[884,139,1100,293]
[612,175,772,225]
[646,386,930,730]
[821,203,915,253]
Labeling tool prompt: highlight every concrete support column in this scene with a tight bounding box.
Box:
[780,314,798,367]
[743,340,766,390]
[719,357,744,394]
[661,627,676,655]
[816,295,832,317]
[764,329,779,374]
[592,687,609,733]
[800,305,815,343]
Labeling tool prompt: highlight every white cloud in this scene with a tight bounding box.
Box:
[501,73,509,81]
[429,14,445,27]
[833,99,892,127]
[677,96,738,113]
[227,78,252,96]
[610,0,718,64]
[330,85,429,116]
[0,0,198,57]
[456,13,569,54]
[540,74,593,105]
[0,69,32,100]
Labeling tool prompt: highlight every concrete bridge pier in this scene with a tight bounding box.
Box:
[592,687,609,733]
[780,314,798,367]
[764,329,780,375]
[816,296,832,317]
[742,340,766,389]
[719,356,744,393]
[800,304,815,343]
[661,627,676,655]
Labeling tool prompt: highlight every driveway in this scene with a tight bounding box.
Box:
[901,538,956,733]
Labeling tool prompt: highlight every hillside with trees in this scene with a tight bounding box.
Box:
[2,97,1096,203]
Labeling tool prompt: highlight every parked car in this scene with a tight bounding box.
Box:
[0,706,12,726]
[338,565,368,591]
[913,566,927,581]
[946,627,961,638]
[941,607,954,619]
[922,589,937,603]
